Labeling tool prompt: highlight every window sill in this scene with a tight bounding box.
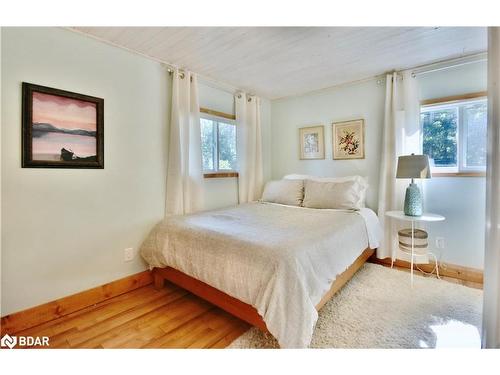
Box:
[432,172,486,178]
[204,172,239,179]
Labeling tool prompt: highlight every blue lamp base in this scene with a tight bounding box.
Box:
[404,182,422,216]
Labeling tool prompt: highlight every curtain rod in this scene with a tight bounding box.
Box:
[411,52,487,77]
[166,67,246,96]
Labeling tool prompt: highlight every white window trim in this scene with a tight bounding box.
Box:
[421,97,487,174]
[200,113,237,174]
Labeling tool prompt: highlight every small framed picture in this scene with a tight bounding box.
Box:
[299,125,325,160]
[332,119,365,160]
[22,82,104,168]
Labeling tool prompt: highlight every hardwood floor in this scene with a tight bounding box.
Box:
[13,265,481,349]
[15,282,250,349]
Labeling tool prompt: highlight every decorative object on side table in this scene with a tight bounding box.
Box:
[398,228,428,256]
[299,125,325,160]
[396,154,431,216]
[332,119,365,159]
[22,82,104,169]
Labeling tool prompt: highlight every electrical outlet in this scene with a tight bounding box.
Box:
[435,237,445,249]
[124,248,134,262]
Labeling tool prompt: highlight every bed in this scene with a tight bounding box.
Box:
[140,201,381,348]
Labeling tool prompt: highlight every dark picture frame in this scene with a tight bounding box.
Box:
[22,82,104,168]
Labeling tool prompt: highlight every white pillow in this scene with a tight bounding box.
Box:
[302,179,365,210]
[284,174,368,207]
[261,179,304,206]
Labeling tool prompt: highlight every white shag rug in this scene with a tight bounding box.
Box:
[228,263,482,348]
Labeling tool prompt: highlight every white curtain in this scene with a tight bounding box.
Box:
[377,70,421,260]
[482,27,500,348]
[165,69,204,215]
[236,93,264,203]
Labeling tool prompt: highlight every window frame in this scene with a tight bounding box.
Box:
[420,93,487,177]
[200,112,238,178]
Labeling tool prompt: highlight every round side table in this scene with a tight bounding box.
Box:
[385,210,445,286]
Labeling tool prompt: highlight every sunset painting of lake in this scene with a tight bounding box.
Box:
[31,91,97,161]
[23,83,104,168]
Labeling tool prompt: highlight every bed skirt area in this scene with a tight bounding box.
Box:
[153,247,375,337]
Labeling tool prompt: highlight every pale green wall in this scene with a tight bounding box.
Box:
[0,27,3,316]
[271,79,386,209]
[1,27,169,315]
[270,62,486,269]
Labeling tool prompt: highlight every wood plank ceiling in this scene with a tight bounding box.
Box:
[71,27,487,99]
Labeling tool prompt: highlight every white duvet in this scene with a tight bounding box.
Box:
[140,202,381,348]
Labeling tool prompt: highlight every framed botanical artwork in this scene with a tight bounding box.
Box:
[22,82,104,168]
[332,119,365,160]
[299,125,325,160]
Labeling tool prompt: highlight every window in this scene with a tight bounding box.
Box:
[201,115,237,175]
[421,97,487,174]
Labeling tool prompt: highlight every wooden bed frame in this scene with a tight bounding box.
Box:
[153,247,375,333]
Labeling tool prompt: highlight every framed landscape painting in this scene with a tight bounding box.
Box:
[22,82,104,168]
[332,119,365,160]
[299,125,325,160]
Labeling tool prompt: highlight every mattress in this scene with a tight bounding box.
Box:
[140,202,381,348]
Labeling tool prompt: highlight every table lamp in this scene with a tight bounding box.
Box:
[396,154,431,216]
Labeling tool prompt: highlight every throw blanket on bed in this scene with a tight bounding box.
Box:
[140,202,381,348]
